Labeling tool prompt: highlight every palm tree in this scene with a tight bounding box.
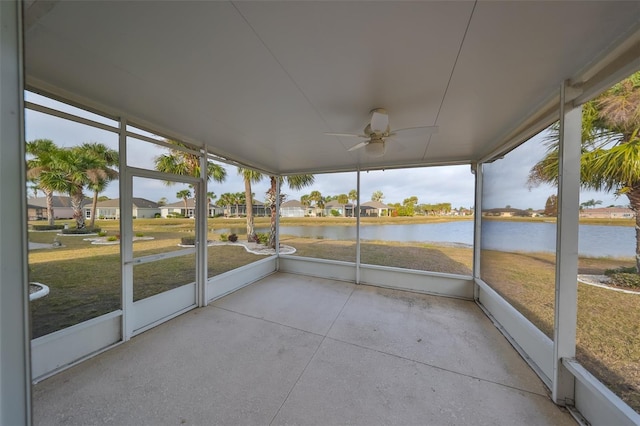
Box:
[176,189,191,217]
[238,167,263,241]
[266,174,315,248]
[529,71,640,272]
[218,193,234,217]
[154,139,227,185]
[80,142,119,229]
[372,190,384,202]
[309,190,323,214]
[232,192,245,218]
[337,193,349,216]
[52,145,118,229]
[348,189,358,204]
[26,139,61,226]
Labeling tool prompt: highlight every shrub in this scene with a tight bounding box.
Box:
[154,213,161,218]
[135,232,144,237]
[256,232,269,245]
[228,233,238,242]
[32,224,65,231]
[220,233,228,241]
[330,209,340,217]
[61,227,101,235]
[181,236,196,246]
[106,236,118,242]
[98,231,107,237]
[608,273,640,289]
[605,266,637,276]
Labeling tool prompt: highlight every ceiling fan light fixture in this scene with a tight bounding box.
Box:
[365,142,385,157]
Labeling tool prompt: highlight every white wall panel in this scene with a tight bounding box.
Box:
[31,311,121,380]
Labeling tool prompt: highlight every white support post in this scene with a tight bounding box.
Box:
[275,177,281,262]
[119,118,134,341]
[355,170,361,284]
[0,1,31,424]
[552,81,582,405]
[197,148,208,307]
[472,162,482,300]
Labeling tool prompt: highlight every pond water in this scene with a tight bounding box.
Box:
[221,220,635,258]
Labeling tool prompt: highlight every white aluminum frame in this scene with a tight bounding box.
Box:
[0,1,31,424]
[552,81,581,406]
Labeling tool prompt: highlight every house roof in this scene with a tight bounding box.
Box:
[361,201,390,209]
[94,198,159,209]
[27,196,90,208]
[163,198,214,209]
[23,2,640,175]
[281,200,304,208]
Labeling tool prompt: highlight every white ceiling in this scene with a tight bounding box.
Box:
[23,1,640,175]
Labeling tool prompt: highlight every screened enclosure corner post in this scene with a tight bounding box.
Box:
[119,117,134,341]
[355,169,361,284]
[197,148,208,307]
[0,1,31,424]
[472,162,482,300]
[275,177,281,261]
[552,81,582,406]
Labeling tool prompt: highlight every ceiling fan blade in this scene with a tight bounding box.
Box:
[325,132,368,138]
[370,110,389,133]
[389,125,438,136]
[347,141,369,151]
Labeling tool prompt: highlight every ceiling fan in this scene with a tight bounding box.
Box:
[325,108,438,157]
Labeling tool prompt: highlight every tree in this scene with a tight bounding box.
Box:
[80,143,119,229]
[266,175,314,248]
[336,194,349,216]
[300,194,311,209]
[26,139,61,226]
[529,71,640,272]
[39,144,118,229]
[372,190,384,202]
[580,199,602,209]
[218,193,234,217]
[238,168,263,241]
[157,197,168,206]
[176,189,191,216]
[154,140,227,188]
[544,194,558,217]
[348,189,358,204]
[401,196,419,216]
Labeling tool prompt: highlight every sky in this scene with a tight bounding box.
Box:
[25,92,624,211]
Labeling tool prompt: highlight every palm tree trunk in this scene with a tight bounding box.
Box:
[71,193,85,229]
[269,177,277,249]
[45,190,55,226]
[244,178,255,242]
[89,189,99,229]
[626,187,640,273]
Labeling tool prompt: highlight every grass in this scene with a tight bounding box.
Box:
[481,249,639,412]
[27,217,639,412]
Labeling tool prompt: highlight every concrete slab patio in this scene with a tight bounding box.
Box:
[33,272,575,425]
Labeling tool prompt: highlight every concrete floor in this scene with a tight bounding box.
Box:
[33,272,575,425]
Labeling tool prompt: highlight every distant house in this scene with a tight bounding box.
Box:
[482,208,532,217]
[280,200,305,217]
[579,207,634,219]
[361,201,391,217]
[224,200,271,217]
[84,198,161,220]
[28,195,90,220]
[160,198,222,218]
[324,201,349,217]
